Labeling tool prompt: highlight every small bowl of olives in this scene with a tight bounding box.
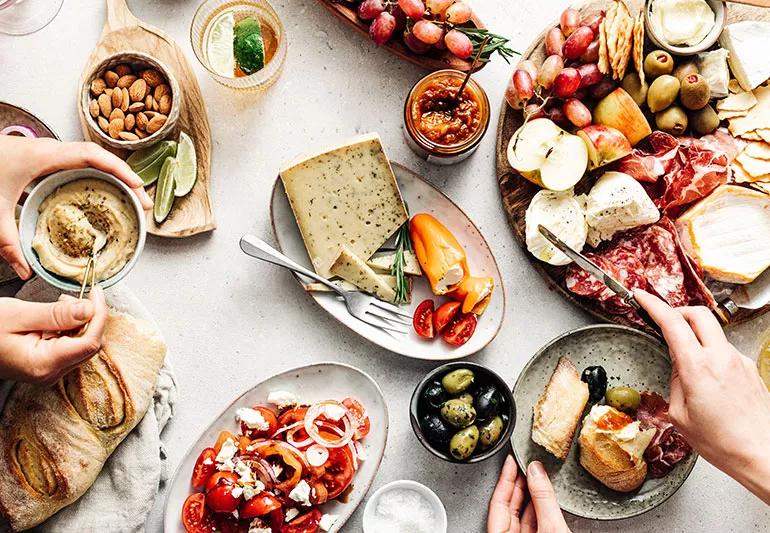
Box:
[410,362,515,463]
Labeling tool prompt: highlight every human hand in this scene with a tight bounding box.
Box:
[0,287,108,384]
[0,135,152,279]
[487,455,570,533]
[635,289,770,504]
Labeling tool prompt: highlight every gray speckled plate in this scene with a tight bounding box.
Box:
[511,324,698,520]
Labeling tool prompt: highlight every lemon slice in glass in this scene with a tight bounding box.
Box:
[174,132,197,197]
[154,157,178,224]
[759,337,770,392]
[206,10,236,77]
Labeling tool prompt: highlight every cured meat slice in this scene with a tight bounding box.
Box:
[636,392,692,478]
[616,132,680,183]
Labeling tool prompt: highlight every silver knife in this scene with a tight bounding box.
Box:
[718,268,770,319]
[538,225,663,336]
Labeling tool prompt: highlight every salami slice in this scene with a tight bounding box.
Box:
[637,392,692,478]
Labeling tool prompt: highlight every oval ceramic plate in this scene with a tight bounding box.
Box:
[270,162,505,360]
[511,325,697,520]
[0,102,58,285]
[163,362,388,533]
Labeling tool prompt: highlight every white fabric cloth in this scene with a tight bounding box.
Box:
[9,278,178,533]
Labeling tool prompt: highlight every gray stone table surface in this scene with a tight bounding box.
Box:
[1,0,769,531]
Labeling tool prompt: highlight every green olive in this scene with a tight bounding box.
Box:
[440,399,477,428]
[688,104,719,135]
[441,369,475,395]
[643,50,674,78]
[647,75,680,113]
[456,393,474,405]
[478,416,504,450]
[449,425,479,460]
[605,386,642,413]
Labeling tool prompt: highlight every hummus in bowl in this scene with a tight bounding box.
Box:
[20,169,146,292]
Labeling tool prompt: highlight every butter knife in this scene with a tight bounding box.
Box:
[538,225,663,336]
[717,268,770,321]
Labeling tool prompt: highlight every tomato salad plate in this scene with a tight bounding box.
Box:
[165,362,388,533]
[496,0,770,332]
[270,134,505,360]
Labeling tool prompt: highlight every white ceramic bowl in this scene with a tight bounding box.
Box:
[19,168,147,292]
[362,480,448,533]
[644,0,726,56]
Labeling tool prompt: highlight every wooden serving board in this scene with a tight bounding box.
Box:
[78,0,215,238]
[317,0,486,72]
[495,0,770,329]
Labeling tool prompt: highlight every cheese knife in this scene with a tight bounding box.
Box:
[717,268,770,320]
[537,225,663,337]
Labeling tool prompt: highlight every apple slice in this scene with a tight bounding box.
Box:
[540,133,589,191]
[507,118,564,172]
[577,124,633,170]
[593,88,652,146]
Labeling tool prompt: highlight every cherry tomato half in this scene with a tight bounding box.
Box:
[182,493,212,533]
[320,445,355,500]
[281,508,322,533]
[241,405,279,439]
[240,491,282,519]
[277,406,308,428]
[205,472,241,513]
[191,447,217,489]
[434,301,461,334]
[441,312,478,347]
[342,397,370,440]
[413,299,435,339]
[205,471,238,493]
[214,431,237,453]
[308,479,328,505]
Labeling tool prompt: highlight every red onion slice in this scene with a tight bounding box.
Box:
[1,125,37,137]
[305,444,329,467]
[304,401,355,449]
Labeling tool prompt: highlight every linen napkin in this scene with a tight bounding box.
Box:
[10,278,178,533]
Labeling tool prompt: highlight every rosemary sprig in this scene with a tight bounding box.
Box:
[391,205,412,305]
[456,27,519,64]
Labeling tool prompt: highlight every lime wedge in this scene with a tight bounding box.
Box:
[206,11,236,77]
[154,157,178,224]
[174,132,197,197]
[234,16,265,74]
[759,339,770,392]
[130,141,177,186]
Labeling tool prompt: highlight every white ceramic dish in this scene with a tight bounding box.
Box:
[18,168,146,292]
[362,479,447,533]
[163,362,388,533]
[270,162,506,360]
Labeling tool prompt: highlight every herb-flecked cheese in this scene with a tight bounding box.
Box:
[329,245,398,303]
[279,133,408,277]
[304,275,412,303]
[366,250,422,276]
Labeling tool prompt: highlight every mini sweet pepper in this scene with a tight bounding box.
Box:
[449,275,495,315]
[410,213,468,295]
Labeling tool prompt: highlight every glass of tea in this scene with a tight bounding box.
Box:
[190,0,287,91]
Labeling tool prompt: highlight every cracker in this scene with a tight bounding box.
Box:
[632,12,645,85]
[598,18,609,75]
[744,141,770,160]
[731,160,753,183]
[728,79,742,94]
[736,152,770,179]
[717,91,757,113]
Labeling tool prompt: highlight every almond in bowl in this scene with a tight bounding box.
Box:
[81,51,180,150]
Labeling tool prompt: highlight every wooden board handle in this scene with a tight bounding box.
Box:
[105,0,138,33]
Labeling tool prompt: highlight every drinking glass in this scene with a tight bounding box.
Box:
[0,0,64,36]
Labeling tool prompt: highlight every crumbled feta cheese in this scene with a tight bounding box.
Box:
[288,480,312,506]
[322,403,346,422]
[247,519,272,533]
[236,407,270,431]
[215,438,238,464]
[231,486,243,499]
[217,458,235,472]
[231,509,239,520]
[234,460,255,484]
[268,390,299,409]
[284,508,300,522]
[241,483,264,501]
[319,514,339,532]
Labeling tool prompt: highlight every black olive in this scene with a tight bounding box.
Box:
[420,413,451,448]
[473,384,502,421]
[581,366,608,403]
[422,381,448,410]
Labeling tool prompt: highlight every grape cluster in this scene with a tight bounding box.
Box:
[505,7,618,129]
[355,0,475,59]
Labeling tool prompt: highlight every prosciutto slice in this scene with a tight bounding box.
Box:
[636,392,692,478]
[616,132,680,183]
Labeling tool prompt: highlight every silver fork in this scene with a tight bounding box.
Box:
[239,235,412,334]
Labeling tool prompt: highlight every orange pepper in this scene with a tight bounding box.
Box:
[449,275,494,315]
[410,213,468,295]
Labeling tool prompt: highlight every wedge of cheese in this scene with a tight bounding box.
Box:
[329,245,398,303]
[366,250,422,276]
[719,22,770,91]
[676,185,770,284]
[305,276,412,303]
[280,133,408,277]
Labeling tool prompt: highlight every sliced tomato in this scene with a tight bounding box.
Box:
[241,406,279,439]
[250,441,304,494]
[240,492,282,519]
[211,513,243,533]
[214,431,237,453]
[277,406,308,429]
[342,397,370,440]
[182,493,213,533]
[308,479,328,505]
[320,445,354,500]
[191,447,217,489]
[434,301,461,334]
[205,471,241,513]
[237,435,252,453]
[205,471,238,493]
[413,299,435,338]
[441,312,478,347]
[281,509,322,533]
[268,509,285,532]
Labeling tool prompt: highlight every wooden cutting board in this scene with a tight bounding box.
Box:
[78,0,214,238]
[495,0,770,329]
[317,0,487,72]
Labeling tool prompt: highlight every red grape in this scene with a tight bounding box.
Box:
[505,82,527,110]
[517,59,538,82]
[581,13,602,34]
[412,20,443,44]
[573,88,588,101]
[445,2,472,24]
[577,63,602,87]
[560,8,581,36]
[444,29,473,59]
[434,35,447,50]
[553,67,581,97]
[563,98,592,127]
[537,54,564,90]
[589,78,617,99]
[563,26,594,60]
[369,12,396,46]
[403,30,432,54]
[546,105,569,127]
[513,70,534,100]
[579,40,600,63]
[426,0,453,15]
[358,0,385,20]
[392,5,407,31]
[398,0,425,20]
[524,103,546,120]
[545,28,565,57]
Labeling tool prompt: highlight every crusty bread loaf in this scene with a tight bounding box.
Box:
[0,310,166,531]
